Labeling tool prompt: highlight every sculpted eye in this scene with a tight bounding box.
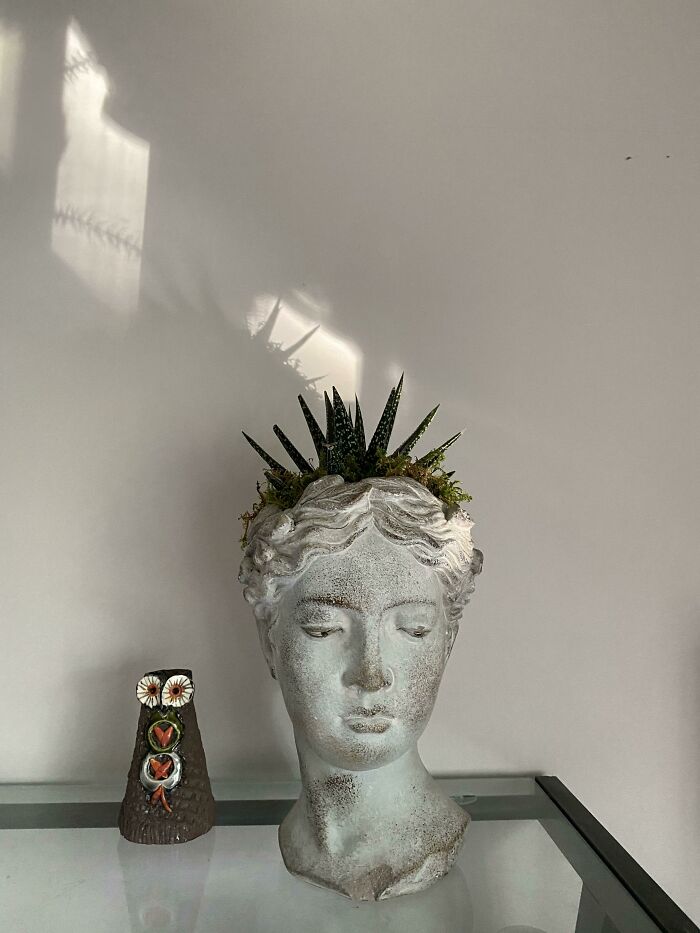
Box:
[302,626,343,639]
[399,626,432,639]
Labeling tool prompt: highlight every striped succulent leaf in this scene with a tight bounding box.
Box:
[354,395,366,453]
[391,404,439,457]
[364,388,393,467]
[416,431,462,468]
[242,431,287,473]
[273,425,313,473]
[325,440,338,474]
[324,391,335,446]
[297,394,326,460]
[365,372,404,463]
[332,387,357,461]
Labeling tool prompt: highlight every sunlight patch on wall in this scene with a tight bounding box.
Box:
[0,19,24,176]
[51,20,149,315]
[248,292,362,402]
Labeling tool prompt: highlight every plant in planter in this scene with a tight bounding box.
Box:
[239,373,471,548]
[238,377,483,901]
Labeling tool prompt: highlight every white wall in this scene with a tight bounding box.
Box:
[2,0,698,921]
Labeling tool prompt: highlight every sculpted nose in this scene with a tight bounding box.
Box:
[342,639,393,692]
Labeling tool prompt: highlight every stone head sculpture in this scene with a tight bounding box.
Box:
[239,472,482,900]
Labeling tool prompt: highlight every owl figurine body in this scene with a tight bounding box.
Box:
[119,668,215,844]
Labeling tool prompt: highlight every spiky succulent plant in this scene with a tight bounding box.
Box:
[239,374,471,547]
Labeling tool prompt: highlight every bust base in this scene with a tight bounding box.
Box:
[279,790,469,901]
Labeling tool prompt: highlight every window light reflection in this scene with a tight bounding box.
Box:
[248,293,362,403]
[51,20,149,316]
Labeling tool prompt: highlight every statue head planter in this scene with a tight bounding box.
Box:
[238,378,483,901]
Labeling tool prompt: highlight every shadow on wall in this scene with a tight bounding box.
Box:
[0,1,369,781]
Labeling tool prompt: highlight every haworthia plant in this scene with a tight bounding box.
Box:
[332,386,357,461]
[354,394,366,452]
[391,403,440,457]
[364,373,403,465]
[415,431,462,468]
[241,431,286,473]
[239,375,471,546]
[272,425,313,473]
[297,394,326,460]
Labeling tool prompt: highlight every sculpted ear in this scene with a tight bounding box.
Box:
[445,624,459,663]
[255,616,278,680]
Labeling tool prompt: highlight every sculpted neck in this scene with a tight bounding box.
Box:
[281,732,470,901]
[294,733,431,853]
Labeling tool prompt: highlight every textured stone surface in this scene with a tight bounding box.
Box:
[239,478,482,900]
[119,668,215,845]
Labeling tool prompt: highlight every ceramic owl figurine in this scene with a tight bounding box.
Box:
[119,668,215,844]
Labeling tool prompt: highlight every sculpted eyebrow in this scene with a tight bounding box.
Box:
[297,596,360,611]
[297,597,436,612]
[387,599,436,610]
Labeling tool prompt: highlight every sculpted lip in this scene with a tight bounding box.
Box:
[344,707,394,734]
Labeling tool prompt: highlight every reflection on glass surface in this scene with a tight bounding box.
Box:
[0,780,673,932]
[118,830,214,933]
[497,928,549,932]
[0,18,23,175]
[259,863,473,932]
[248,292,362,402]
[197,827,473,932]
[51,19,149,315]
[0,820,580,933]
[461,822,581,932]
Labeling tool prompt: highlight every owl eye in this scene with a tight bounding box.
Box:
[136,674,162,707]
[162,674,194,707]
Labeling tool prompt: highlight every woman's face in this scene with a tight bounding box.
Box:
[269,526,451,771]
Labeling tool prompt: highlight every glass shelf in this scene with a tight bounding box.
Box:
[0,776,695,933]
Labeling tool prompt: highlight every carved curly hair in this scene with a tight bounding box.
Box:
[238,475,483,647]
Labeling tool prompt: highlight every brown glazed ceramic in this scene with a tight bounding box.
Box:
[119,668,215,844]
